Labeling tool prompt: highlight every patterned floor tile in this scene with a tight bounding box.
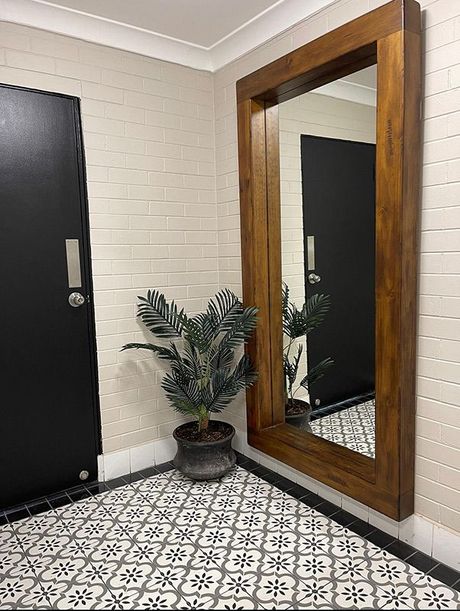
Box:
[249,570,306,609]
[0,465,459,611]
[309,399,375,458]
[0,575,50,609]
[45,580,108,610]
[399,573,460,610]
[135,588,185,610]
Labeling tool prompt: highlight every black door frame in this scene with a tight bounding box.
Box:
[2,82,102,458]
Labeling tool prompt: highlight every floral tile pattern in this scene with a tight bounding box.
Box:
[310,399,376,458]
[1,466,459,610]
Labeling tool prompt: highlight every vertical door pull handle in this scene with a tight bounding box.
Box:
[65,239,82,288]
[307,235,315,270]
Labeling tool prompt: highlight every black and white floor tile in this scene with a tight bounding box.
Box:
[1,458,459,610]
[310,399,376,458]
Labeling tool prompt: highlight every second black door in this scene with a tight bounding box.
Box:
[301,134,375,408]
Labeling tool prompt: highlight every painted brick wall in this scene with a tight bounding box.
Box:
[214,0,460,536]
[0,21,217,455]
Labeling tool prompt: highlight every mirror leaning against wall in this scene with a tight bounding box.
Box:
[280,66,377,459]
[236,0,421,520]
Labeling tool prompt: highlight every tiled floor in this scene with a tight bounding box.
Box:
[310,400,376,458]
[1,457,459,610]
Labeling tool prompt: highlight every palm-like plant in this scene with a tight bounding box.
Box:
[122,289,258,433]
[282,283,334,410]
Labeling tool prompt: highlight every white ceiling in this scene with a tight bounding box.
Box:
[315,65,377,107]
[45,0,283,48]
[1,0,337,71]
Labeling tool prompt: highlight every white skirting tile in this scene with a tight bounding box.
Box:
[103,448,130,481]
[369,508,400,538]
[130,441,155,473]
[399,514,434,555]
[432,524,460,571]
[154,436,177,464]
[99,437,177,482]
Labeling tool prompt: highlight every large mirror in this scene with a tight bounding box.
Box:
[236,0,421,520]
[280,66,377,458]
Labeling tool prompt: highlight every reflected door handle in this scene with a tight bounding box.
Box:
[68,292,86,308]
[308,273,321,284]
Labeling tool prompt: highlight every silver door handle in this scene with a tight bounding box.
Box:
[68,292,86,307]
[307,236,315,270]
[308,273,321,284]
[65,239,82,288]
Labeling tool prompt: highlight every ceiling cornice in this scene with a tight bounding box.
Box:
[209,0,336,70]
[0,0,337,73]
[0,0,212,70]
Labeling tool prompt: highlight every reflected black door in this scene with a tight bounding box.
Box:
[301,134,375,408]
[0,85,100,507]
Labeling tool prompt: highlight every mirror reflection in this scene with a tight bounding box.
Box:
[280,65,377,458]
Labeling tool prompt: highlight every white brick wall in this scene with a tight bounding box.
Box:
[214,0,460,536]
[0,22,217,454]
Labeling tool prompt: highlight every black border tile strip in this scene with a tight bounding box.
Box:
[1,462,175,524]
[1,452,458,590]
[310,391,375,421]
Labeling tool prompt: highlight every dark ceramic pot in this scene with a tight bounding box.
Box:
[173,421,236,480]
[285,399,312,432]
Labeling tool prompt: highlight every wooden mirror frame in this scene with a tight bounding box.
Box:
[236,0,421,520]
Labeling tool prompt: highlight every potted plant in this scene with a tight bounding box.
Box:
[282,283,334,428]
[122,288,258,480]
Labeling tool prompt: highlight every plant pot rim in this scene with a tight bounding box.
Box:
[173,420,235,446]
[285,398,311,417]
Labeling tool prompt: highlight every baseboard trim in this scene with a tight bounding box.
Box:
[99,437,176,482]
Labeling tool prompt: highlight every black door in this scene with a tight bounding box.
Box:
[301,134,375,408]
[0,84,100,507]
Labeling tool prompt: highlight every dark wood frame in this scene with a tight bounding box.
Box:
[236,0,421,520]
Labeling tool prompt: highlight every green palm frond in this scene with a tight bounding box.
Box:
[204,354,257,413]
[209,343,234,374]
[181,312,215,354]
[120,342,177,361]
[161,370,202,416]
[218,306,258,352]
[137,289,185,338]
[283,344,303,391]
[283,304,308,339]
[207,289,243,333]
[299,357,334,390]
[282,282,290,318]
[283,292,331,339]
[302,293,331,334]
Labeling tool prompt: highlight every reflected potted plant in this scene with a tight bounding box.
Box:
[282,283,333,428]
[122,289,258,480]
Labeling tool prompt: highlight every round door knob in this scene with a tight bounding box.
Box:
[68,292,86,307]
[308,273,321,284]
